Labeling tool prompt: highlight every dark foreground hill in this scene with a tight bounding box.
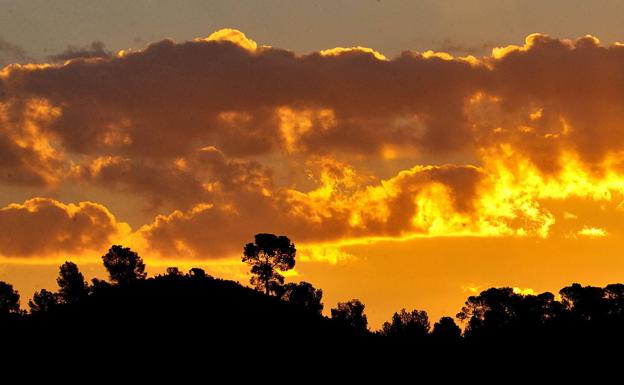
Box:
[9,274,363,352]
[3,273,624,376]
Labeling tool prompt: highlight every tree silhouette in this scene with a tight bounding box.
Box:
[457,287,520,337]
[560,283,607,321]
[166,267,182,276]
[280,281,323,314]
[11,262,624,352]
[242,233,296,295]
[331,299,368,332]
[457,287,560,338]
[431,316,462,342]
[102,245,147,285]
[604,283,624,317]
[0,281,20,316]
[90,278,112,293]
[188,268,207,279]
[29,289,59,313]
[57,261,89,304]
[381,308,430,338]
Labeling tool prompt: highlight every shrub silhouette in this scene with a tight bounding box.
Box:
[102,245,147,285]
[242,233,296,295]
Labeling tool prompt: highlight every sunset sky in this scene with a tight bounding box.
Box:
[2,1,624,327]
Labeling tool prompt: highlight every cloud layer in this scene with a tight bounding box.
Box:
[2,30,624,260]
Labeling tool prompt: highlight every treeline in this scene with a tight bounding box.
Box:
[1,234,624,349]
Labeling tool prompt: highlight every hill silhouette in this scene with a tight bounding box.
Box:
[11,273,368,354]
[2,235,624,369]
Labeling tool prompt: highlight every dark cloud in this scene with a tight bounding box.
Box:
[484,34,624,167]
[0,35,483,160]
[47,41,112,62]
[2,32,621,170]
[0,39,30,67]
[70,146,274,211]
[437,38,498,56]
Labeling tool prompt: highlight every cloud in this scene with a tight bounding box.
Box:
[320,46,387,61]
[0,31,483,160]
[0,98,65,186]
[139,163,496,259]
[48,41,112,62]
[480,34,624,168]
[202,28,258,52]
[0,30,624,260]
[0,39,30,67]
[69,146,274,211]
[572,226,609,239]
[3,30,623,168]
[0,198,130,258]
[437,38,498,56]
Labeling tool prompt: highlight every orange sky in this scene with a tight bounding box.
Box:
[2,29,624,328]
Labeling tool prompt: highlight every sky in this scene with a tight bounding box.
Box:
[2,1,624,327]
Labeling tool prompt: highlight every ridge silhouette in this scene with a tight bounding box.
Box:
[1,233,623,365]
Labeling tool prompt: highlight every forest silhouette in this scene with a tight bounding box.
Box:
[2,232,624,361]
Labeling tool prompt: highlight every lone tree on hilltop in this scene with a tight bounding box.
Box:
[102,245,147,285]
[242,233,296,295]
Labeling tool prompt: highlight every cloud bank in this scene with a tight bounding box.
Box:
[1,30,624,260]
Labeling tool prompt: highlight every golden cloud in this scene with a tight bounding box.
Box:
[0,198,130,259]
[319,46,387,61]
[203,28,259,51]
[0,98,64,185]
